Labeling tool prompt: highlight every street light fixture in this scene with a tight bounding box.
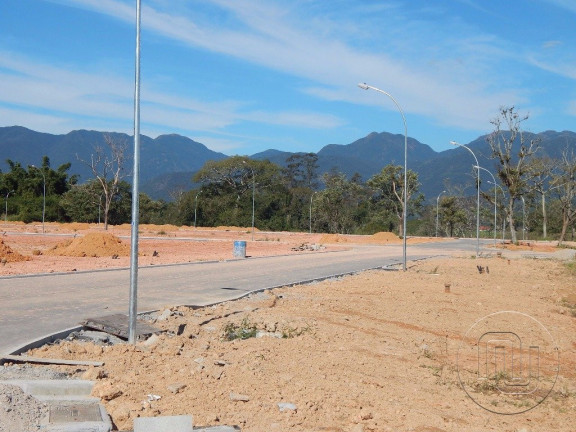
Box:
[31,165,46,234]
[450,141,480,256]
[194,190,202,228]
[242,161,255,241]
[488,181,506,243]
[4,190,14,224]
[358,82,408,271]
[309,191,317,234]
[474,165,497,247]
[436,190,446,237]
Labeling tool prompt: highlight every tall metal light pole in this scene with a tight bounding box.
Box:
[488,181,506,243]
[242,161,255,241]
[309,191,317,234]
[475,165,497,247]
[521,195,526,241]
[31,165,46,233]
[128,0,142,345]
[4,190,14,224]
[436,190,446,237]
[194,190,202,228]
[450,141,480,256]
[358,82,408,271]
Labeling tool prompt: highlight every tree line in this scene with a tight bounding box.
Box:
[1,107,576,243]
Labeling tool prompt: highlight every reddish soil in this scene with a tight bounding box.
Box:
[1,222,575,431]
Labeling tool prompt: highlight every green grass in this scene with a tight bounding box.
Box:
[222,318,258,341]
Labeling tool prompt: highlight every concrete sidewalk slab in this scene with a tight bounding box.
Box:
[134,414,193,432]
[0,379,112,431]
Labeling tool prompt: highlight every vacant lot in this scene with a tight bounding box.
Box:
[1,223,575,431]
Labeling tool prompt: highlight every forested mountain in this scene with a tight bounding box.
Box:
[2,126,576,201]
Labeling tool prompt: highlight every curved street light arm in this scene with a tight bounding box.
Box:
[450,141,480,256]
[358,82,408,271]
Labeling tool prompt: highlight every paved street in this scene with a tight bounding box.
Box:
[0,239,484,354]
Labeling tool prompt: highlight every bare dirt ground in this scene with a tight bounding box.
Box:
[1,222,575,432]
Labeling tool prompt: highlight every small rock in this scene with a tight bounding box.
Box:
[82,367,107,380]
[167,383,187,394]
[360,410,373,421]
[156,309,173,321]
[96,382,123,401]
[278,402,297,412]
[141,333,161,347]
[229,392,250,402]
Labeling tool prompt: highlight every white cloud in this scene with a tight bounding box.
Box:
[60,0,523,132]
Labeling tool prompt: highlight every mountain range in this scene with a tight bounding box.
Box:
[1,126,575,202]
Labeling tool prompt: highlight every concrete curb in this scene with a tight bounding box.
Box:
[0,379,112,431]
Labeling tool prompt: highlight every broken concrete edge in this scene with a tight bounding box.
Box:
[1,256,422,359]
[2,308,161,359]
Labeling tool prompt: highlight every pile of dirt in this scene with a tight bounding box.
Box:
[320,231,400,244]
[23,257,576,431]
[44,232,130,258]
[496,241,558,252]
[370,231,400,242]
[0,239,29,263]
[0,383,48,432]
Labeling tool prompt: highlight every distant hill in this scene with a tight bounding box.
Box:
[0,126,227,200]
[2,126,576,201]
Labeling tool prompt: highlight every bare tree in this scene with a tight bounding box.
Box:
[78,134,128,230]
[551,149,576,245]
[527,157,555,239]
[487,106,541,243]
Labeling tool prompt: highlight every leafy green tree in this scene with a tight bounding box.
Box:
[60,181,100,222]
[193,157,285,229]
[367,164,422,237]
[314,171,367,234]
[283,153,319,189]
[439,196,467,237]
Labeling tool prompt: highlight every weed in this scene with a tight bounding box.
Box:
[422,348,436,360]
[222,318,258,341]
[429,265,439,274]
[281,323,312,339]
[157,230,167,236]
[564,261,576,276]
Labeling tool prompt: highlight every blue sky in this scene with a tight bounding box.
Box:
[1,0,575,156]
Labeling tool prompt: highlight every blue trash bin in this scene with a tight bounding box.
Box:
[233,240,247,258]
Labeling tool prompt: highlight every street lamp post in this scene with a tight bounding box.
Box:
[488,181,506,243]
[450,141,480,256]
[436,190,446,237]
[194,190,202,228]
[475,165,497,247]
[128,0,142,345]
[521,196,526,241]
[243,161,255,241]
[309,191,317,234]
[4,190,14,224]
[31,165,46,233]
[358,82,408,271]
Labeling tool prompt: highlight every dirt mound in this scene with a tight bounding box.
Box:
[45,232,130,257]
[320,232,400,244]
[371,231,400,242]
[0,239,29,262]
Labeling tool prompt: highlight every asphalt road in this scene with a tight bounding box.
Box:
[0,239,479,354]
